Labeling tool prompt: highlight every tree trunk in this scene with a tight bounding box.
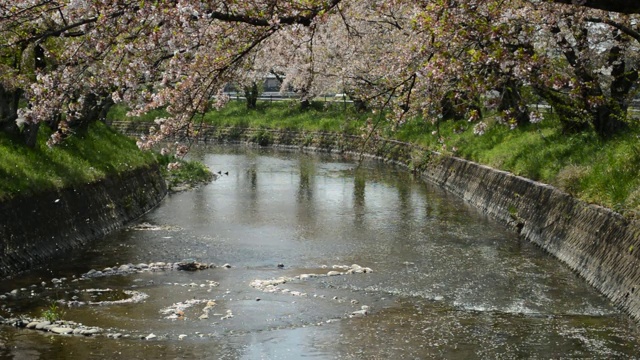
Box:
[533,85,591,134]
[352,99,368,112]
[244,82,259,110]
[299,98,311,111]
[0,84,21,137]
[69,93,114,132]
[22,122,40,148]
[345,91,368,112]
[592,103,627,137]
[498,79,529,126]
[440,91,465,121]
[593,31,637,137]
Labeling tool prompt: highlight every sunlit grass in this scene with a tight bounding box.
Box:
[109,100,368,133]
[394,113,640,218]
[0,121,156,200]
[203,100,367,134]
[155,153,214,188]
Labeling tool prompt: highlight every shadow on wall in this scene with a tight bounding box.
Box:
[0,165,167,279]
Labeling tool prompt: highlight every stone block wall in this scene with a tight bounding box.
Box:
[0,165,166,278]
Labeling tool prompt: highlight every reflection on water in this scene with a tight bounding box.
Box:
[1,145,639,359]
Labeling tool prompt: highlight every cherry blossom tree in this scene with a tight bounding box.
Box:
[531,6,640,135]
[354,0,640,137]
[1,0,639,151]
[1,0,343,148]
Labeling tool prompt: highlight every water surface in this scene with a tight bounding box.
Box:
[1,145,638,359]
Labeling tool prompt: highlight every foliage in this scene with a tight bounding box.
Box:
[107,105,170,123]
[2,0,640,153]
[156,154,215,189]
[251,128,273,146]
[40,302,66,322]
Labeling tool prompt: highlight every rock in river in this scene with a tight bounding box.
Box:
[50,327,74,335]
[35,321,51,330]
[80,328,100,336]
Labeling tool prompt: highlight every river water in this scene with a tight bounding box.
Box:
[1,145,639,359]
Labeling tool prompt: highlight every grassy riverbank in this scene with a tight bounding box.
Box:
[107,100,367,134]
[108,100,640,219]
[393,112,640,218]
[156,153,215,189]
[0,122,156,200]
[0,121,213,201]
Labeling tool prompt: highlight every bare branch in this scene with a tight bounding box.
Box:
[550,0,640,14]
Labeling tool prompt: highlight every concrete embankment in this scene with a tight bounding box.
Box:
[0,165,167,278]
[112,121,640,321]
[426,157,640,320]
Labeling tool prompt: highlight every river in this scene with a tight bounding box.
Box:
[1,145,638,359]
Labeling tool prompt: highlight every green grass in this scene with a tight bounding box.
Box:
[395,113,640,219]
[0,121,156,200]
[155,153,214,188]
[109,100,368,134]
[108,99,640,219]
[205,101,366,133]
[40,301,66,322]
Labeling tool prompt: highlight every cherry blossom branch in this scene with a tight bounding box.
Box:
[585,17,640,42]
[5,0,343,49]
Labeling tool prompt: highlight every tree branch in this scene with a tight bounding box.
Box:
[585,17,640,43]
[550,0,640,14]
[205,0,342,27]
[4,0,343,49]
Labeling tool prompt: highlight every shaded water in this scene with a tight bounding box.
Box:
[1,145,639,359]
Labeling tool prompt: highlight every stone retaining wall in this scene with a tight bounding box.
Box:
[0,165,167,278]
[112,121,640,321]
